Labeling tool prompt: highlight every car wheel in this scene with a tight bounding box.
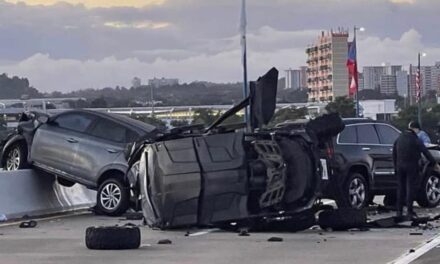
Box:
[337,172,369,209]
[3,143,28,171]
[417,173,440,208]
[96,178,130,216]
[85,226,141,250]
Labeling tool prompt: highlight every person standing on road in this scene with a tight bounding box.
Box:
[393,121,438,219]
[408,121,432,146]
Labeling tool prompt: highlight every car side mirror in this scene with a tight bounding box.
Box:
[37,115,49,124]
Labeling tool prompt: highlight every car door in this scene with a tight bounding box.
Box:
[71,116,138,186]
[30,112,96,181]
[374,124,401,189]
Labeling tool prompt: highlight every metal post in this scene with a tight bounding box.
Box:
[418,52,422,127]
[150,85,155,118]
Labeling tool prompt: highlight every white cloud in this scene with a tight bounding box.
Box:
[358,29,440,69]
[1,28,439,92]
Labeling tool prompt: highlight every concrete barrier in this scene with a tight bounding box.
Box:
[0,169,96,221]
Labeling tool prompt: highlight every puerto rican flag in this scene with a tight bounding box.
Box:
[347,39,358,97]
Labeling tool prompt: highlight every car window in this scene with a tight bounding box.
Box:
[376,124,400,145]
[357,124,380,144]
[338,125,357,144]
[89,118,132,143]
[54,113,95,133]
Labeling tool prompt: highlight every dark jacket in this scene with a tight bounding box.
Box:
[393,129,436,168]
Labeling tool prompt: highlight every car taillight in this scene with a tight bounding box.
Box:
[326,146,334,159]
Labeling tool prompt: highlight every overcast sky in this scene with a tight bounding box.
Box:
[0,0,439,92]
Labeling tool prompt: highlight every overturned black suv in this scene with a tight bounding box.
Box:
[126,68,345,229]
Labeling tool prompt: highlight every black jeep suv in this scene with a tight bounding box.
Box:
[327,118,440,209]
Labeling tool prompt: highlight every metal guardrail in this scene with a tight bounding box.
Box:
[0,169,96,222]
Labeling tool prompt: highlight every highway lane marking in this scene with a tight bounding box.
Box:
[188,228,221,237]
[389,232,440,264]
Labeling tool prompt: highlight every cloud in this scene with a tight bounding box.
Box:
[3,0,165,8]
[0,0,440,92]
[2,28,438,93]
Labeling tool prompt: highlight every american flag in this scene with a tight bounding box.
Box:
[416,67,421,103]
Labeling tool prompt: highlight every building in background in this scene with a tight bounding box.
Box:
[148,77,179,88]
[380,75,397,95]
[360,99,397,121]
[358,72,364,91]
[363,66,385,91]
[285,67,308,90]
[306,30,349,102]
[396,70,409,97]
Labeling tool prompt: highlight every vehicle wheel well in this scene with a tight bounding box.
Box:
[98,169,126,186]
[348,165,370,185]
[1,140,27,166]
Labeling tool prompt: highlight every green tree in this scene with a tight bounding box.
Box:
[130,114,167,130]
[90,97,108,108]
[0,115,6,130]
[325,96,356,118]
[269,107,308,126]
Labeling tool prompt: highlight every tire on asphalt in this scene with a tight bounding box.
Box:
[3,142,29,171]
[283,210,316,232]
[318,208,367,231]
[336,172,370,210]
[96,177,130,216]
[417,172,440,208]
[57,177,76,187]
[85,226,141,250]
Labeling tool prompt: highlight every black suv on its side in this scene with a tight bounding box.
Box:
[328,118,440,209]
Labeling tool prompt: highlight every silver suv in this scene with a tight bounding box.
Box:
[0,110,158,216]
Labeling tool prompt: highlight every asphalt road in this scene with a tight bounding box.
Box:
[1,202,440,264]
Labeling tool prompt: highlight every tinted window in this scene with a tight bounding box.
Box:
[376,124,400,145]
[357,124,380,144]
[89,118,133,143]
[54,113,94,133]
[339,126,357,144]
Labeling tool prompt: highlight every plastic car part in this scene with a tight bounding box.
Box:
[85,226,141,250]
[318,208,367,231]
[253,139,286,208]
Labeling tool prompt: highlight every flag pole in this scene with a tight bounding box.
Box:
[240,0,249,130]
[417,52,422,127]
[354,26,360,118]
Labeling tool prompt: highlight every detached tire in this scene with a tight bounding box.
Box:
[3,142,29,171]
[417,173,440,208]
[96,177,130,216]
[85,226,141,250]
[318,208,367,231]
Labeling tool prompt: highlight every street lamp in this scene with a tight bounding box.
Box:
[417,52,427,127]
[354,26,365,117]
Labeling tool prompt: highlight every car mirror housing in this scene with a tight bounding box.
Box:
[37,115,49,124]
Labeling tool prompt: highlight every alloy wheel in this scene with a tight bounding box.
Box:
[100,183,122,211]
[426,175,440,205]
[6,147,20,171]
[348,178,366,209]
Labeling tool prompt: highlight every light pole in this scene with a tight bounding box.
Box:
[417,52,427,127]
[354,26,365,117]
